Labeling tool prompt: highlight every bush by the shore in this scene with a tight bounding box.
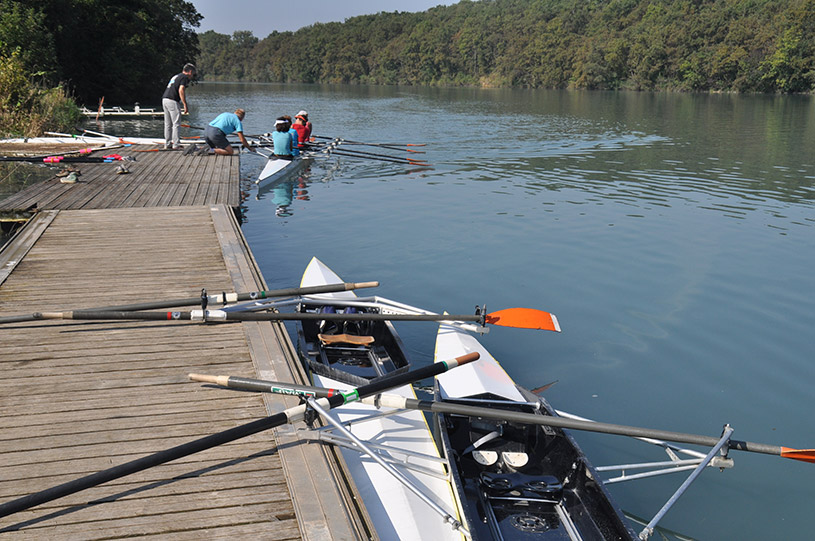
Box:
[0,50,81,138]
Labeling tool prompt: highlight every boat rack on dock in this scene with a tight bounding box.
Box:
[81,105,163,118]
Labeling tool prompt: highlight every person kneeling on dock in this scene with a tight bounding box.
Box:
[204,109,252,156]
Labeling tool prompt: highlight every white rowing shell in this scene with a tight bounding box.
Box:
[301,257,464,541]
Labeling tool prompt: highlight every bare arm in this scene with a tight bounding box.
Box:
[179,86,188,113]
[237,131,251,149]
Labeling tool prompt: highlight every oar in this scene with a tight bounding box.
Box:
[0,144,121,162]
[329,149,431,166]
[0,156,121,163]
[32,307,561,331]
[0,282,379,325]
[76,128,137,145]
[191,373,815,464]
[180,123,205,131]
[339,141,425,154]
[0,352,479,519]
[314,135,427,149]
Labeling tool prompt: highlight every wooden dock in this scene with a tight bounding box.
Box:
[0,206,371,539]
[0,145,240,213]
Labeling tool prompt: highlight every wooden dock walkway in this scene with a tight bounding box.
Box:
[0,206,370,539]
[0,145,241,213]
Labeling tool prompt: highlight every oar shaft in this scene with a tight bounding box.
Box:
[329,149,429,165]
[0,411,289,519]
[0,282,379,324]
[195,373,792,459]
[190,373,340,398]
[37,310,484,324]
[314,135,426,148]
[406,399,786,458]
[0,352,477,519]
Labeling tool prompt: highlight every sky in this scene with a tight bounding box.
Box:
[190,1,459,38]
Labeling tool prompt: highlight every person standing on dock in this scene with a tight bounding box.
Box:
[161,63,196,150]
[204,109,252,156]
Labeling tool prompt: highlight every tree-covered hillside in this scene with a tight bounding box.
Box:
[198,0,815,93]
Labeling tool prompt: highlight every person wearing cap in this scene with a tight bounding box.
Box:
[292,110,312,143]
[272,117,294,159]
[203,109,252,156]
[161,63,196,150]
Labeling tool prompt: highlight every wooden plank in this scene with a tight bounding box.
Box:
[0,207,303,539]
[210,205,373,540]
[0,210,57,286]
[0,206,370,540]
[0,146,240,211]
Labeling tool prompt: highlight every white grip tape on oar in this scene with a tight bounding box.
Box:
[208,293,240,304]
[190,309,227,321]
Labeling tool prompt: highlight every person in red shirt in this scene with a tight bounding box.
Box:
[292,110,312,144]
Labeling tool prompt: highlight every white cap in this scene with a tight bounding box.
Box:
[297,110,308,117]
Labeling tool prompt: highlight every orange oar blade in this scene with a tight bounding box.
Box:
[781,447,815,463]
[484,308,561,332]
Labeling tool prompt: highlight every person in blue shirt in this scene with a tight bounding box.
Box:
[272,117,294,159]
[204,109,252,156]
[281,115,300,157]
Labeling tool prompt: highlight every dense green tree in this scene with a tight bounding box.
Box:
[1,0,201,105]
[196,0,814,94]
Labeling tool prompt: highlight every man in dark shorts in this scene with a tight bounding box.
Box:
[204,109,252,155]
[161,63,196,150]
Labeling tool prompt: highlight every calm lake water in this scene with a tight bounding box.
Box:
[16,83,815,539]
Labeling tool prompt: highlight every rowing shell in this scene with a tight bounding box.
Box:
[434,324,637,540]
[297,258,464,540]
[255,156,304,189]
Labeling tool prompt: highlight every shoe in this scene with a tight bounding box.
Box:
[56,167,81,177]
[60,172,78,184]
[183,144,198,156]
[196,146,212,156]
[116,164,130,174]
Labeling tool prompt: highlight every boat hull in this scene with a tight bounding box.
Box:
[296,258,463,541]
[256,156,304,189]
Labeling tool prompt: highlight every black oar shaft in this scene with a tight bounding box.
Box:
[314,135,425,148]
[0,352,477,519]
[329,149,428,165]
[199,374,788,459]
[0,413,287,519]
[38,310,484,324]
[190,374,337,398]
[0,282,378,324]
[407,400,785,458]
[0,156,114,163]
